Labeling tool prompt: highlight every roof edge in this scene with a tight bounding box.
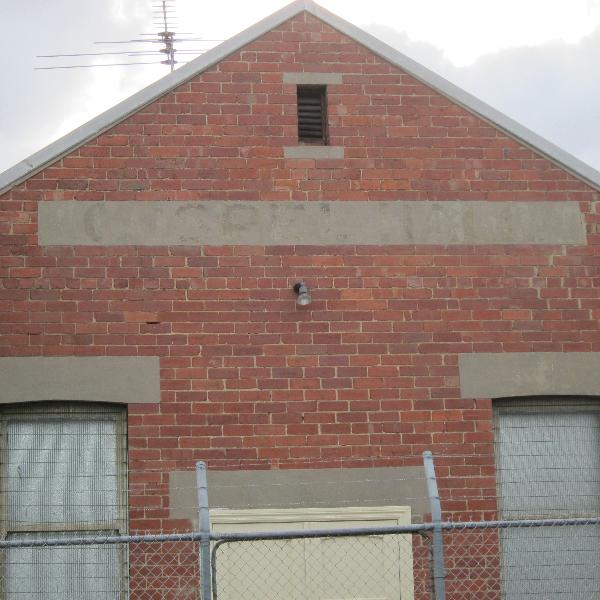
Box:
[2,0,600,195]
[0,0,309,195]
[307,1,600,193]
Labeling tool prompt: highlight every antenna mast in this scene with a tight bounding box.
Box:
[35,1,223,71]
[156,0,176,72]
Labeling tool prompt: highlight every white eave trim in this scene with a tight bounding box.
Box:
[2,0,600,195]
[0,0,312,195]
[308,1,600,193]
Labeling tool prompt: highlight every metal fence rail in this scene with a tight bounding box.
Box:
[4,445,600,600]
[0,526,434,600]
[1,536,200,600]
[441,517,600,600]
[211,527,431,600]
[4,518,600,599]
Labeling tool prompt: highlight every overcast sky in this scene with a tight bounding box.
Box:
[1,0,600,174]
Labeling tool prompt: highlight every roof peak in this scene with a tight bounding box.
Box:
[2,0,599,194]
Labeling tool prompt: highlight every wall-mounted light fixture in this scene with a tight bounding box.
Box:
[293,282,312,307]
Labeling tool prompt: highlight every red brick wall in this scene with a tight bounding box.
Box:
[1,11,600,534]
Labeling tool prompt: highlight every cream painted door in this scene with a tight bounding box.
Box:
[211,507,413,600]
[304,518,413,600]
[212,518,307,600]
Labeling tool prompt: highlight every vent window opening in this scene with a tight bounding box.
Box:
[297,85,328,145]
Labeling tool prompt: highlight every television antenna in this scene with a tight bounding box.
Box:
[35,1,223,71]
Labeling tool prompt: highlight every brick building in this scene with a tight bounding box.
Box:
[1,0,600,597]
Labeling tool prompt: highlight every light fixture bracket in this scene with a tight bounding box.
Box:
[293,282,312,306]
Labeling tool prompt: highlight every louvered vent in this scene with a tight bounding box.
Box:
[297,85,328,144]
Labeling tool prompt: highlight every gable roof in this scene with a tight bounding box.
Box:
[2,0,600,195]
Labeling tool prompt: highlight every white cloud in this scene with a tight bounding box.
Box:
[365,22,600,169]
[316,0,600,64]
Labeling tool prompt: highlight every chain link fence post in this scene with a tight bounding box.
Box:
[423,451,446,600]
[196,461,212,600]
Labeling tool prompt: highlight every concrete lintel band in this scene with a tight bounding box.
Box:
[459,352,600,399]
[283,72,343,85]
[169,467,428,528]
[38,200,585,247]
[0,356,161,404]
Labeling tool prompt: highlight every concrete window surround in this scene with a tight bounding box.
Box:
[283,72,343,85]
[0,356,160,404]
[284,73,344,159]
[38,200,585,247]
[459,353,600,399]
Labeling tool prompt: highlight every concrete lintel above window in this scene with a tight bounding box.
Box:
[283,72,343,85]
[459,352,600,399]
[0,356,160,404]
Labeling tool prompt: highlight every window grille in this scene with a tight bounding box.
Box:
[494,397,600,600]
[0,402,128,599]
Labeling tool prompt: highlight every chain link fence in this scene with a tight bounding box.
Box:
[0,534,201,600]
[4,518,600,599]
[0,526,433,600]
[442,518,600,600]
[3,399,600,600]
[211,527,431,600]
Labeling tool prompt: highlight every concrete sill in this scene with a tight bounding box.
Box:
[283,146,344,159]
